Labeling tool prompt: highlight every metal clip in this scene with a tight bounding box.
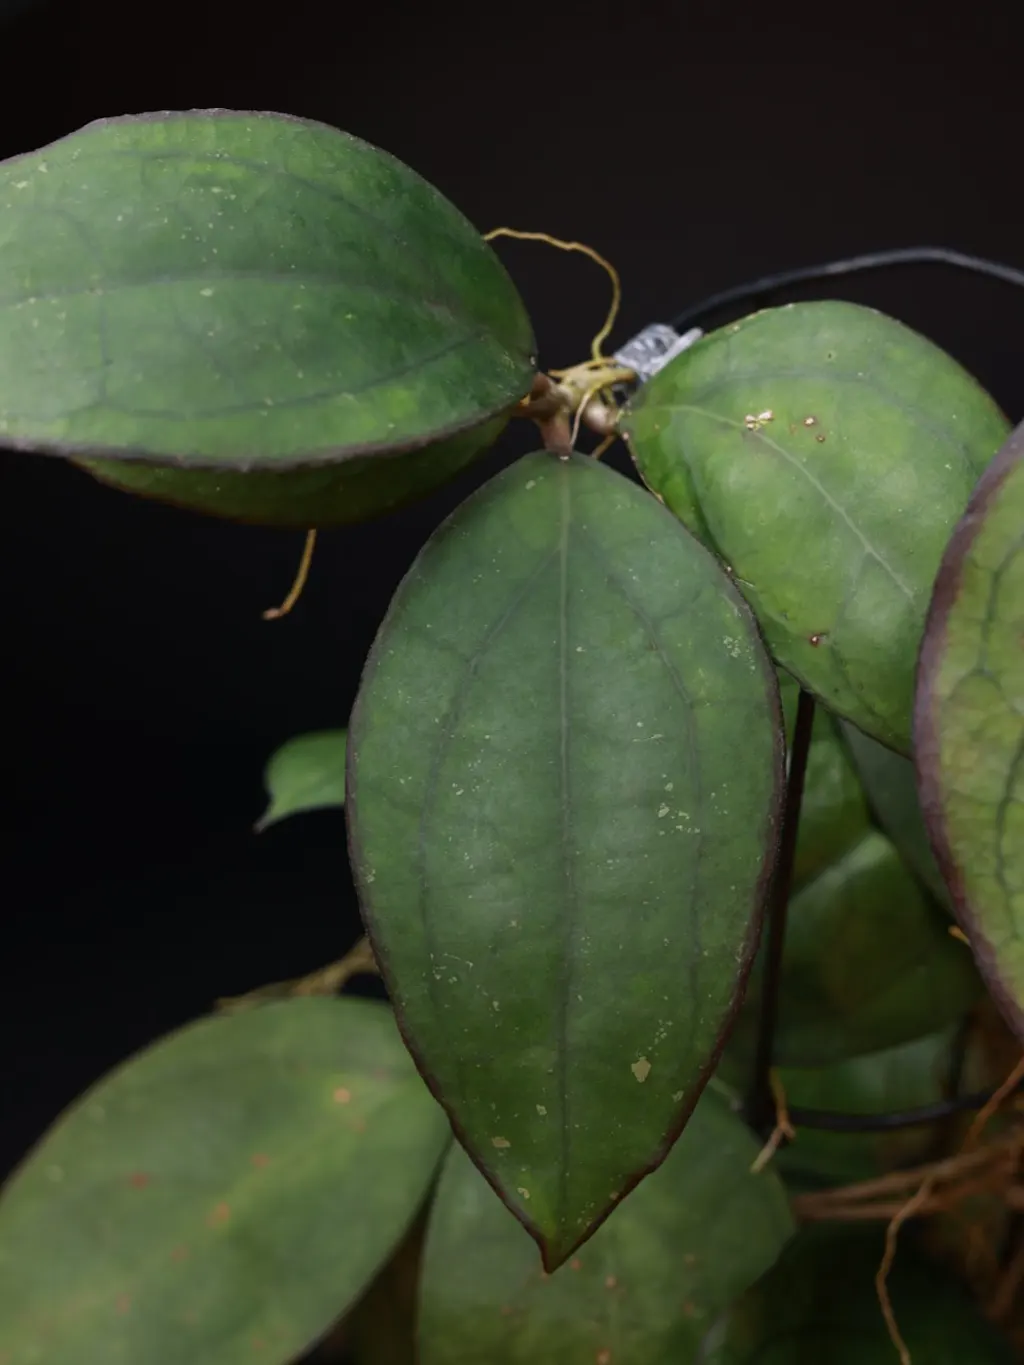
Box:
[612,323,703,390]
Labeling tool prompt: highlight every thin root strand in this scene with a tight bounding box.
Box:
[483,227,621,362]
[263,529,318,620]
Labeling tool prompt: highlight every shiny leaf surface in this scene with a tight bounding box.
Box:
[347,451,784,1266]
[623,301,1008,751]
[0,112,534,524]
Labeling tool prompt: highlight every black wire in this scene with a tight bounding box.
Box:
[789,1080,1024,1134]
[668,246,1024,335]
[747,689,816,1135]
[663,244,1024,1135]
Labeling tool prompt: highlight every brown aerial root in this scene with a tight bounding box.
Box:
[263,528,318,621]
[792,1055,1024,1364]
[750,1070,795,1174]
[482,228,623,362]
[795,1134,1024,1365]
[791,1133,1024,1225]
[484,227,632,455]
[962,1052,1024,1152]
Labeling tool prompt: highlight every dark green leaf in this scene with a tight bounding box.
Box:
[256,728,347,830]
[0,112,534,525]
[840,718,952,910]
[0,999,450,1365]
[347,451,784,1267]
[701,1224,1013,1364]
[916,421,1024,1035]
[733,831,982,1065]
[622,301,1009,752]
[79,416,509,526]
[419,1091,794,1365]
[775,1028,962,1186]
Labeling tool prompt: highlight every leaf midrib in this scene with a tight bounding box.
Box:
[658,402,915,601]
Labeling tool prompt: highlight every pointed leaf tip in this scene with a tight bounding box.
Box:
[418,1091,794,1365]
[257,728,347,830]
[347,450,784,1259]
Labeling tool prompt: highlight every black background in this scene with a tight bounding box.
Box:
[1,0,1022,1314]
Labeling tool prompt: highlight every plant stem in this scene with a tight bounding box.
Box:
[747,686,815,1133]
[214,936,378,1013]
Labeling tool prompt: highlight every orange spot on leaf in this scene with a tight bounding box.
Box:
[171,1245,189,1263]
[350,1117,367,1133]
[683,1301,697,1317]
[500,1305,513,1317]
[207,1202,231,1228]
[115,1293,131,1316]
[250,1153,271,1168]
[570,1258,582,1271]
[597,1351,612,1365]
[128,1171,151,1189]
[251,1336,266,1350]
[333,1087,352,1104]
[605,1275,617,1289]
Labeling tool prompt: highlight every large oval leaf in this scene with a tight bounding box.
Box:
[732,830,982,1065]
[0,998,450,1365]
[702,1224,1013,1364]
[916,422,1024,1035]
[0,112,534,525]
[347,450,784,1267]
[840,717,953,909]
[418,1090,793,1365]
[622,301,1009,752]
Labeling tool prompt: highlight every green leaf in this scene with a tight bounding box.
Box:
[840,717,952,910]
[916,422,1024,1035]
[0,112,534,526]
[0,998,450,1365]
[418,1091,794,1365]
[81,416,509,526]
[702,1224,1013,1364]
[256,728,347,830]
[775,1028,963,1186]
[344,1209,428,1365]
[622,301,1009,753]
[732,830,982,1065]
[347,450,784,1267]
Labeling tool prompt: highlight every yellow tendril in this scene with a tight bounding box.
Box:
[263,529,317,621]
[483,228,621,363]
